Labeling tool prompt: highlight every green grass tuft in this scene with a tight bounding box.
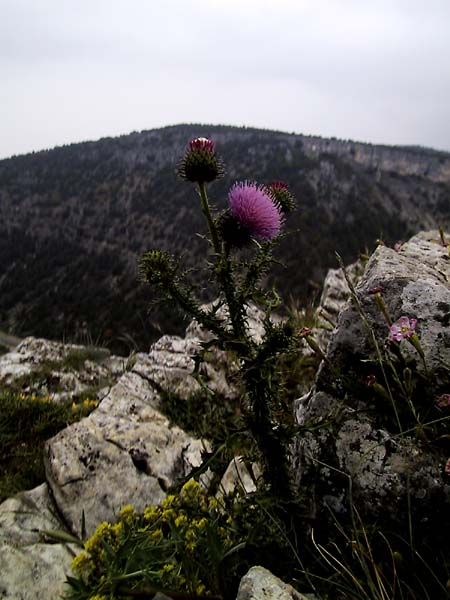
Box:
[0,388,99,502]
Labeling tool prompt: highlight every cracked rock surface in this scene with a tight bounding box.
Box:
[0,483,75,599]
[293,231,450,523]
[45,369,206,538]
[0,336,124,402]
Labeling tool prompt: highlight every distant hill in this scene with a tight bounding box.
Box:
[0,124,449,354]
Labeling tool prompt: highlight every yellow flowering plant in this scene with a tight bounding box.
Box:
[67,480,246,599]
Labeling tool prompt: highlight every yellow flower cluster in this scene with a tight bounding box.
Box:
[84,522,113,554]
[20,393,53,403]
[119,504,135,519]
[71,398,99,411]
[70,479,239,597]
[70,550,91,574]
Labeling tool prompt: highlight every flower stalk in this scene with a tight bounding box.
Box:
[140,137,298,499]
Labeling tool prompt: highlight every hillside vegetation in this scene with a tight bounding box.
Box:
[0,124,449,354]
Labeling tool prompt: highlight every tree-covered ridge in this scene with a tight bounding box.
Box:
[0,124,449,354]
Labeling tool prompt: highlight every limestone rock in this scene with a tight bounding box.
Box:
[295,260,362,365]
[316,260,362,335]
[293,231,450,525]
[0,483,74,600]
[133,334,235,400]
[236,566,316,600]
[186,301,266,344]
[218,457,260,497]
[0,336,124,402]
[45,370,207,537]
[0,330,21,353]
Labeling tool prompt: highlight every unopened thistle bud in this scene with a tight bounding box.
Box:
[178,137,224,184]
[267,181,296,213]
[138,250,177,286]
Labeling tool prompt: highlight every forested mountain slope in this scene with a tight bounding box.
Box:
[1,124,449,353]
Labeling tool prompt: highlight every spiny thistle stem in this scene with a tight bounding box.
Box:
[198,182,221,256]
[198,182,248,344]
[243,362,293,499]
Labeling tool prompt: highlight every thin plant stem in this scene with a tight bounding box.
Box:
[198,182,248,343]
[336,254,403,434]
[198,182,221,256]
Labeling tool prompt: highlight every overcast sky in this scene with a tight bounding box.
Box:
[1,0,450,159]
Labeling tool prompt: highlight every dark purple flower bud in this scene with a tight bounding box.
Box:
[298,327,312,338]
[365,374,377,386]
[267,181,296,213]
[445,458,450,476]
[368,285,384,295]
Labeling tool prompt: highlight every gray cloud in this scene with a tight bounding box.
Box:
[1,0,450,158]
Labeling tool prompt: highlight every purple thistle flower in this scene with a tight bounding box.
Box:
[388,316,417,342]
[228,182,283,241]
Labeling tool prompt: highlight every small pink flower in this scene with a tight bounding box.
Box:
[388,316,417,342]
[437,394,450,408]
[299,327,312,338]
[228,181,283,241]
[445,459,450,476]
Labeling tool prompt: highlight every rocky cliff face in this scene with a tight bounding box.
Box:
[1,124,449,353]
[301,135,450,182]
[294,230,450,542]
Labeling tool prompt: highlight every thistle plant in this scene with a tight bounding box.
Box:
[139,138,300,499]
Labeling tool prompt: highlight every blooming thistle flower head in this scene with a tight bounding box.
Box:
[267,181,296,213]
[178,137,224,184]
[388,316,417,342]
[228,181,283,242]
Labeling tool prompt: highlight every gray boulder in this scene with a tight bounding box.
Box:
[45,369,206,538]
[0,483,74,599]
[236,566,317,600]
[0,336,124,402]
[293,231,450,525]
